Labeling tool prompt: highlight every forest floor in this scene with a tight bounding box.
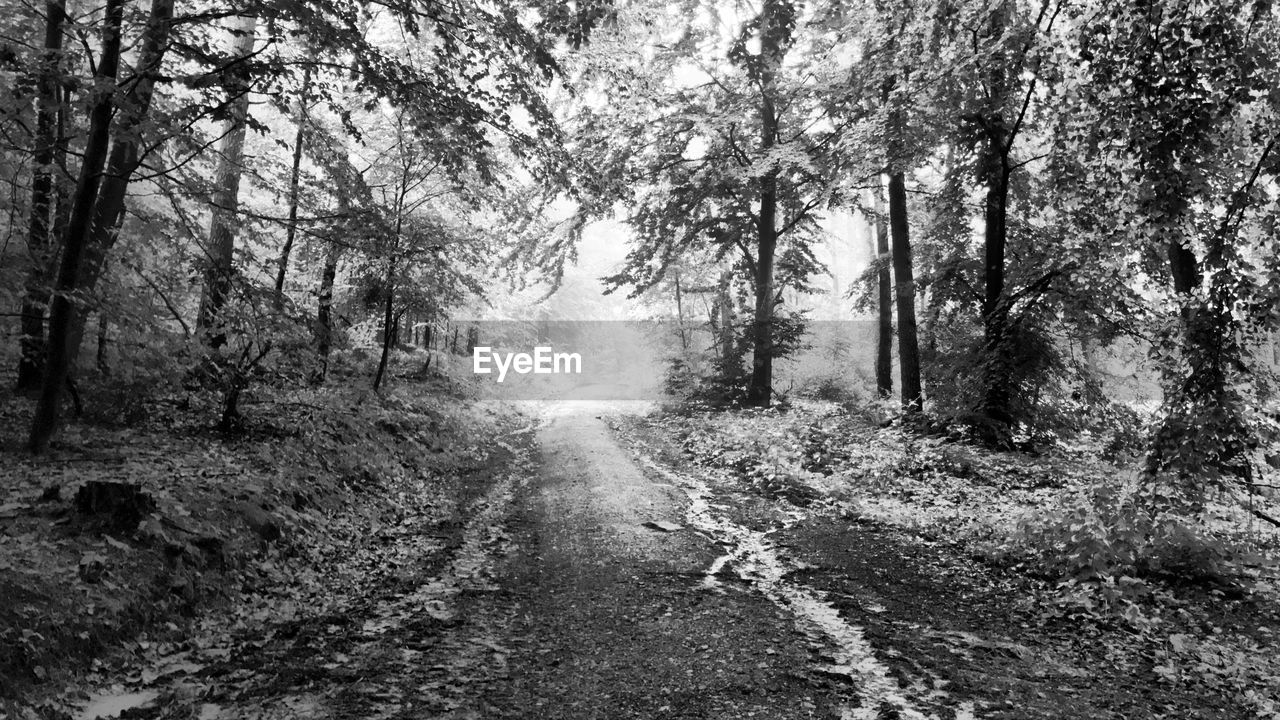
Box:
[4,391,1280,719]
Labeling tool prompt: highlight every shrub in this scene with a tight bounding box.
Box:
[798,375,859,403]
[663,356,699,399]
[994,479,1237,594]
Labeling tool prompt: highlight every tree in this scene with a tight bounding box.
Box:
[314,227,343,378]
[885,89,922,412]
[365,110,444,392]
[568,0,854,406]
[26,0,177,450]
[19,0,579,444]
[196,13,258,348]
[957,0,1063,427]
[822,0,931,413]
[15,0,67,393]
[273,66,312,307]
[1064,0,1280,506]
[29,0,129,452]
[872,187,893,398]
[742,0,794,407]
[887,167,921,411]
[867,0,1071,435]
[303,122,372,378]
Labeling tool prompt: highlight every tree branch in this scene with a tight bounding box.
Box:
[134,268,191,336]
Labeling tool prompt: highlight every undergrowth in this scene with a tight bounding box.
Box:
[641,397,1280,716]
[988,480,1251,627]
[0,349,516,711]
[652,398,1279,620]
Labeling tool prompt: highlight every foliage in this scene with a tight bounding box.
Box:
[921,316,1065,442]
[788,329,861,404]
[995,481,1239,590]
[1151,630,1280,718]
[0,363,521,706]
[0,0,599,446]
[1098,401,1150,463]
[661,311,812,407]
[1051,0,1280,497]
[5,0,1280,709]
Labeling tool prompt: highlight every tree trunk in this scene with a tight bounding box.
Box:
[78,2,170,257]
[16,0,67,393]
[888,171,922,412]
[1144,237,1227,502]
[49,82,71,269]
[63,0,174,373]
[50,82,71,255]
[314,237,341,380]
[746,0,786,408]
[882,82,922,413]
[714,270,736,374]
[976,5,1014,428]
[274,66,311,307]
[979,139,1012,425]
[1144,206,1229,496]
[197,13,258,347]
[1167,240,1200,299]
[29,0,126,452]
[746,188,777,406]
[674,268,688,351]
[373,253,396,391]
[873,188,892,399]
[96,313,109,373]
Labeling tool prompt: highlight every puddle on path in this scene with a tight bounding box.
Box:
[76,690,159,720]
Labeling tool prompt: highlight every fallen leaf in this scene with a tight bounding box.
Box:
[643,520,683,532]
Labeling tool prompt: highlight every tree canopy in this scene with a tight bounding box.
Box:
[2,0,1279,524]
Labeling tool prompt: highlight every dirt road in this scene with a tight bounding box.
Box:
[72,401,1211,720]
[72,402,944,719]
[474,402,948,720]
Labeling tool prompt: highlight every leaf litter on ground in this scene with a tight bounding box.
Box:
[1,374,535,720]
[614,400,1280,719]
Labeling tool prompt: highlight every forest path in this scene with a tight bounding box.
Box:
[476,402,939,719]
[72,402,888,720]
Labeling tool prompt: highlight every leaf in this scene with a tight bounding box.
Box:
[1169,634,1192,653]
[643,520,683,532]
